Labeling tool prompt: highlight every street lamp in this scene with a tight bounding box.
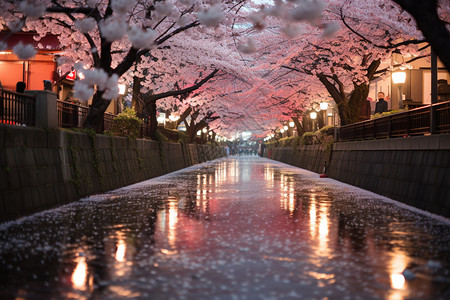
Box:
[320,102,328,126]
[392,71,406,109]
[118,84,126,95]
[320,102,328,110]
[310,111,317,131]
[289,121,294,128]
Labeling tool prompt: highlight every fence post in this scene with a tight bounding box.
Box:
[430,49,437,134]
[25,90,57,128]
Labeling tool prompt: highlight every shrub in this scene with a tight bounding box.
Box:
[371,109,407,119]
[177,130,188,143]
[300,131,316,145]
[279,136,295,147]
[107,108,142,138]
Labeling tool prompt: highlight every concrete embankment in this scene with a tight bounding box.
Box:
[266,134,450,218]
[0,125,226,222]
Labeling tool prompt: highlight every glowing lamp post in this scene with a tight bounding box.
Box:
[320,102,328,110]
[392,71,406,109]
[118,84,126,95]
[320,102,328,126]
[310,111,317,131]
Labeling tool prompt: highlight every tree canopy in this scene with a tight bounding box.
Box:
[1,0,448,138]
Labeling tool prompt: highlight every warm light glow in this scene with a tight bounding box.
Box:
[78,72,85,80]
[168,114,179,122]
[310,112,317,119]
[289,121,295,128]
[202,128,208,133]
[280,129,285,133]
[283,125,288,131]
[197,130,201,135]
[118,84,126,95]
[209,131,213,135]
[392,71,406,84]
[390,274,406,289]
[157,112,166,125]
[72,256,88,290]
[320,102,328,110]
[115,240,126,262]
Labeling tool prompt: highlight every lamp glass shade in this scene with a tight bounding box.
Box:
[280,129,285,133]
[320,102,328,110]
[283,125,288,131]
[202,128,207,133]
[289,121,295,127]
[310,112,317,119]
[392,71,406,84]
[118,84,126,95]
[197,130,201,135]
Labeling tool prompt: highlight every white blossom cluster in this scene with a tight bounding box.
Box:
[73,66,119,102]
[128,25,158,49]
[197,4,224,27]
[19,0,48,18]
[75,18,96,34]
[12,41,37,60]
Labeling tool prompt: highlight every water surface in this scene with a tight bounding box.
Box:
[1,156,449,299]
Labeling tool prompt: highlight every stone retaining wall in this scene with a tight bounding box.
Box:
[267,134,450,218]
[0,125,226,222]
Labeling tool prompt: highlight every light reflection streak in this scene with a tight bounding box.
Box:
[387,251,410,300]
[72,256,88,290]
[115,240,126,262]
[168,200,178,248]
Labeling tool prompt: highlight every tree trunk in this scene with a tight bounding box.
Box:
[292,117,305,136]
[131,76,144,117]
[393,0,450,72]
[83,91,110,132]
[148,100,158,140]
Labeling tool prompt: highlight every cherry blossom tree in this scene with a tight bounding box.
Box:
[0,0,247,132]
[243,0,431,126]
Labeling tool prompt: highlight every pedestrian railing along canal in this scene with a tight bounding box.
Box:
[337,101,450,142]
[57,100,153,138]
[0,89,36,126]
[57,100,117,132]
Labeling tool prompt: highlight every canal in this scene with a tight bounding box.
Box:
[1,156,449,299]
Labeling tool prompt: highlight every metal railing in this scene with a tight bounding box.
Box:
[0,89,36,126]
[57,100,88,128]
[338,101,450,141]
[57,100,156,138]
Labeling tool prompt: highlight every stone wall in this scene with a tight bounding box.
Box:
[267,134,450,218]
[0,125,226,222]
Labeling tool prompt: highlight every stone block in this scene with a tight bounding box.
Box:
[3,125,24,148]
[96,135,110,149]
[7,168,21,189]
[0,169,8,189]
[3,190,24,220]
[0,149,6,168]
[439,134,450,150]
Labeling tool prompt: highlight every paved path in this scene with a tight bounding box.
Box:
[1,156,449,299]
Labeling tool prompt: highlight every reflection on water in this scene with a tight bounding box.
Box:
[115,240,126,263]
[72,256,88,290]
[0,157,449,299]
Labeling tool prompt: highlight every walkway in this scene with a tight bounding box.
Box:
[1,156,449,299]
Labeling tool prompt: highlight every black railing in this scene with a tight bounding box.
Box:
[57,100,155,139]
[0,89,36,126]
[338,101,450,141]
[57,100,88,128]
